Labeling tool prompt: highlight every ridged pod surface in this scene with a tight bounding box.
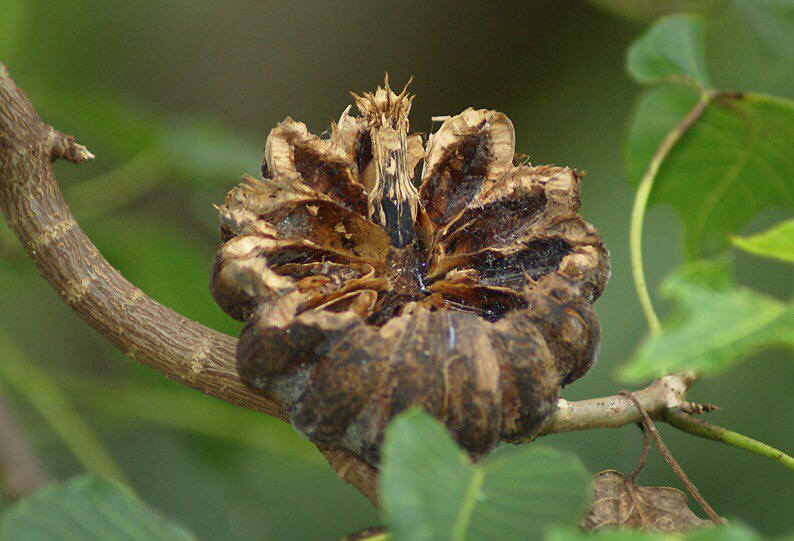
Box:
[210,80,609,465]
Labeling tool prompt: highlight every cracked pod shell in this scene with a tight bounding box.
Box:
[211,81,609,465]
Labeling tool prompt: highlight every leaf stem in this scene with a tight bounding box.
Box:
[620,391,725,526]
[664,408,794,472]
[629,91,714,336]
[0,329,130,487]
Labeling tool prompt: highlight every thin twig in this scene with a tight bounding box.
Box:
[664,408,794,472]
[620,391,725,527]
[535,373,700,437]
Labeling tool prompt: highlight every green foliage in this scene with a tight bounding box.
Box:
[624,10,794,384]
[0,476,195,541]
[732,220,794,264]
[625,84,701,186]
[622,262,794,381]
[626,15,711,87]
[380,410,591,541]
[626,14,794,259]
[731,0,794,59]
[629,89,794,258]
[0,329,129,487]
[548,522,767,541]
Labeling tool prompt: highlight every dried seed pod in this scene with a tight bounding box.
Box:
[211,79,609,465]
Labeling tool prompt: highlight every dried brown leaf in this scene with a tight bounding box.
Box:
[583,470,712,533]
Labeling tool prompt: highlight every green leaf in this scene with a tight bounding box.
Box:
[380,410,591,541]
[732,219,794,264]
[626,15,711,88]
[627,89,794,258]
[625,85,700,186]
[0,476,195,541]
[547,527,673,541]
[668,257,734,291]
[621,265,794,381]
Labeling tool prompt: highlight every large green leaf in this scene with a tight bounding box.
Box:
[732,219,794,264]
[627,87,794,258]
[380,410,591,541]
[622,264,794,381]
[0,476,195,541]
[626,14,711,87]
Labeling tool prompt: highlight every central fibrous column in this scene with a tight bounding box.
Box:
[354,82,420,248]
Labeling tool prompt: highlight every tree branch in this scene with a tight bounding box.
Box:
[535,373,699,438]
[0,61,378,505]
[664,408,794,472]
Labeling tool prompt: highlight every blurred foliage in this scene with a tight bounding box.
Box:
[548,523,768,541]
[380,410,591,541]
[0,0,792,539]
[0,476,195,541]
[622,262,794,380]
[588,0,721,22]
[625,14,710,87]
[732,220,794,264]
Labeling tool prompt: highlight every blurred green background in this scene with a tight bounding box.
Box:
[0,1,791,539]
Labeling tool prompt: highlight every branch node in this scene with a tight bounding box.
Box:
[682,402,719,415]
[46,127,95,163]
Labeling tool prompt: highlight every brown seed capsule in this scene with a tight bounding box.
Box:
[211,78,609,465]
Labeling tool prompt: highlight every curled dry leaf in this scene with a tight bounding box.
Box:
[210,78,610,465]
[583,470,712,532]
